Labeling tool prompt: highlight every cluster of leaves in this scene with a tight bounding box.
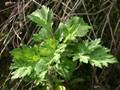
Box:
[10,5,117,88]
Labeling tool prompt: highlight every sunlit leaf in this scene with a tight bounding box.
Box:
[56,17,91,42]
[11,66,32,79]
[28,5,53,30]
[73,39,117,68]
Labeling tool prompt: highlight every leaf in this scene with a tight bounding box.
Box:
[51,44,67,63]
[88,39,101,52]
[55,22,69,42]
[90,47,117,68]
[28,6,54,42]
[73,39,117,68]
[55,59,75,79]
[34,58,50,84]
[34,58,49,75]
[56,17,91,42]
[35,38,57,57]
[28,5,53,30]
[73,53,90,64]
[11,66,32,79]
[10,48,23,61]
[11,45,40,62]
[33,28,52,41]
[43,38,57,49]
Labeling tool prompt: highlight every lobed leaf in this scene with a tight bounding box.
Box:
[73,39,117,68]
[28,5,54,41]
[28,5,53,30]
[56,16,91,42]
[11,66,32,79]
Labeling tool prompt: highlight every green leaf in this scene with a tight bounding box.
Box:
[43,38,57,49]
[35,38,57,57]
[55,59,75,79]
[90,47,117,68]
[10,48,23,61]
[87,39,101,52]
[11,66,32,79]
[11,45,40,62]
[34,58,50,84]
[28,6,54,42]
[55,22,69,42]
[51,44,67,63]
[73,53,90,64]
[73,39,117,68]
[56,17,91,42]
[28,5,53,30]
[33,28,52,41]
[35,58,49,75]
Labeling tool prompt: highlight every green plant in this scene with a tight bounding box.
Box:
[10,5,117,89]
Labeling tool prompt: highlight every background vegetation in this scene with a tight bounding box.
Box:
[0,0,120,90]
